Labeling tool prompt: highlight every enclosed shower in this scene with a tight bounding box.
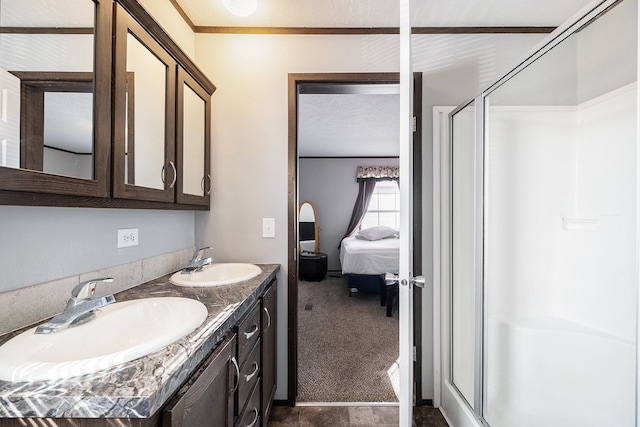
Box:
[447,0,638,425]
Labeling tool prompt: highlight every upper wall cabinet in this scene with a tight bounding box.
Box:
[0,0,215,209]
[113,3,177,203]
[112,1,214,208]
[0,0,112,198]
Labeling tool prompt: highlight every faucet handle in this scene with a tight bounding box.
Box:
[72,278,114,299]
[192,246,213,261]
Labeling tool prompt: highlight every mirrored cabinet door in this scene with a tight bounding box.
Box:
[0,0,111,198]
[176,67,211,207]
[112,3,176,203]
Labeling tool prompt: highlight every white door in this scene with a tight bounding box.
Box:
[398,0,417,424]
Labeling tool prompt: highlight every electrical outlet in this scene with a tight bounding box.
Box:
[262,218,275,238]
[117,228,139,248]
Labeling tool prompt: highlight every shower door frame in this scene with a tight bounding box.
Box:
[441,0,640,425]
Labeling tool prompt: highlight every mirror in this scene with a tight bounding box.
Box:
[125,32,167,190]
[182,82,206,196]
[0,0,96,180]
[299,201,320,253]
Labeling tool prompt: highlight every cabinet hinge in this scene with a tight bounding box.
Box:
[413,346,417,362]
[412,116,417,133]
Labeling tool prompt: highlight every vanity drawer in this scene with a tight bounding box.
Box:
[237,303,261,361]
[236,380,261,427]
[237,339,261,413]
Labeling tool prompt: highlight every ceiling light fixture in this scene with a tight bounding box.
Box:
[221,0,257,17]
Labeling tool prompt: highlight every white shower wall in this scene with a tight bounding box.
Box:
[486,83,637,339]
[486,105,578,321]
[557,84,637,340]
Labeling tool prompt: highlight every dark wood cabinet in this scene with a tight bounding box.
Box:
[261,281,277,425]
[163,334,236,427]
[161,280,277,427]
[163,280,278,427]
[112,5,213,208]
[0,0,112,201]
[0,0,215,210]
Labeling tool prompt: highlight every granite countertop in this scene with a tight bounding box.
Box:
[0,264,280,419]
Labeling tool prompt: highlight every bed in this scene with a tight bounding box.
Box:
[339,229,400,295]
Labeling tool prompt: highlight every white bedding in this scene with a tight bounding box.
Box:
[339,235,400,275]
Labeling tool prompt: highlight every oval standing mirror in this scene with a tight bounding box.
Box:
[299,201,320,253]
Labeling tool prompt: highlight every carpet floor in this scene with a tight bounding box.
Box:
[297,275,399,402]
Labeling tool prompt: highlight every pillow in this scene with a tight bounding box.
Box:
[355,226,399,241]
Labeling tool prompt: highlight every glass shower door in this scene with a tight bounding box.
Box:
[451,100,478,410]
[483,0,638,426]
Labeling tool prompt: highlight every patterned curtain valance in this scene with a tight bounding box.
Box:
[356,166,399,182]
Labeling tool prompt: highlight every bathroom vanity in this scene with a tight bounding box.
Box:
[0,264,279,427]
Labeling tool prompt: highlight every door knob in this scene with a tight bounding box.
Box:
[411,275,426,288]
[384,272,399,285]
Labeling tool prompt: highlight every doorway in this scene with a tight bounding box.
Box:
[287,72,423,405]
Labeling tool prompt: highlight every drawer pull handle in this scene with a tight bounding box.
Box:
[244,324,259,340]
[245,408,259,427]
[263,307,271,330]
[244,362,259,382]
[230,356,240,393]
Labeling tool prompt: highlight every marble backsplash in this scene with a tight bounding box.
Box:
[0,247,195,335]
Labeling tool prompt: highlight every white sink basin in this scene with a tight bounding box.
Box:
[170,263,262,287]
[0,297,207,382]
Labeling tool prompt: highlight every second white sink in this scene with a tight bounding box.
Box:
[170,263,262,287]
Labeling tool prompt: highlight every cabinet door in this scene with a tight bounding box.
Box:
[112,3,176,203]
[176,67,211,207]
[163,334,236,427]
[0,0,112,200]
[261,280,277,424]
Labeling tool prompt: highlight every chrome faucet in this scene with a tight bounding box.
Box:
[181,246,214,274]
[34,278,116,334]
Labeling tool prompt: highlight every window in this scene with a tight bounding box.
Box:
[361,180,400,230]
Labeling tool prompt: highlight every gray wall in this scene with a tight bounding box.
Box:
[0,206,195,292]
[299,157,400,271]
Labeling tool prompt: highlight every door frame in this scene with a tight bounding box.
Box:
[287,72,424,405]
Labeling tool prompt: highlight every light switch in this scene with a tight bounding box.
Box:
[262,218,275,238]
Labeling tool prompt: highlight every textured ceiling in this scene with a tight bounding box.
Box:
[176,0,594,28]
[176,0,596,157]
[298,93,399,157]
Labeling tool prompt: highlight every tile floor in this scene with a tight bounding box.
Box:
[267,405,450,427]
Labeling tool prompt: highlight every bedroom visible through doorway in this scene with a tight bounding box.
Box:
[288,72,423,405]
